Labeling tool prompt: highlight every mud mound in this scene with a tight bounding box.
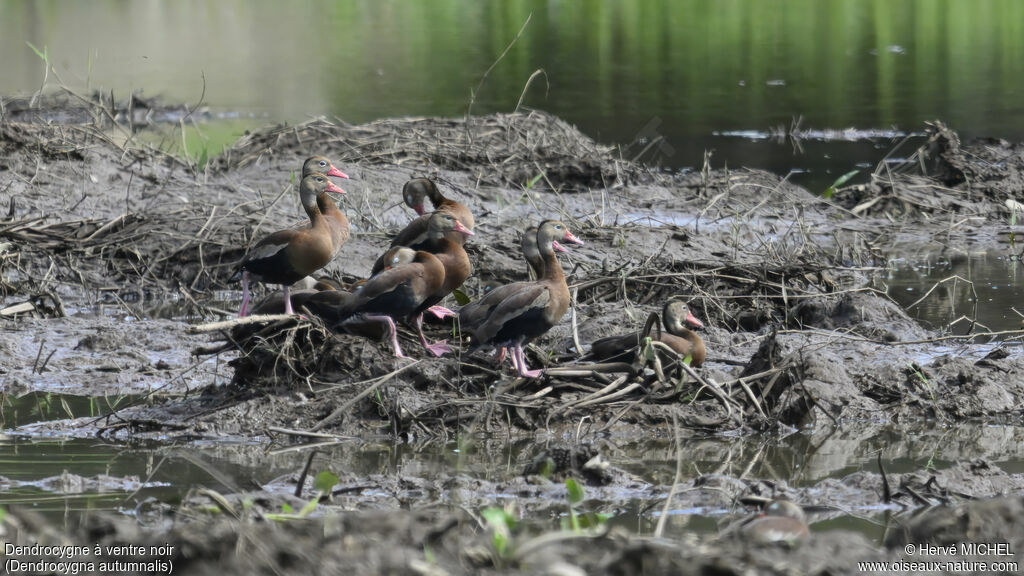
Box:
[836,120,1024,221]
[210,110,647,191]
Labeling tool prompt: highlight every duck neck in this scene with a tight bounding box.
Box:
[666,318,695,341]
[539,242,564,284]
[427,184,445,209]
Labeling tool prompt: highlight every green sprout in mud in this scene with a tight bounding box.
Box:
[265,470,340,522]
[907,363,939,411]
[562,477,610,533]
[481,506,518,561]
[823,169,859,199]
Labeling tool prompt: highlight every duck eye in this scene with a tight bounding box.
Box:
[319,160,326,166]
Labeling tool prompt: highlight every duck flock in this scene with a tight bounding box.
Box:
[230,156,705,378]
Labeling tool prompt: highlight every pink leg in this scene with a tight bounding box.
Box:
[416,313,451,357]
[426,305,456,320]
[513,345,543,378]
[508,347,520,373]
[238,271,251,317]
[493,347,508,366]
[364,314,407,358]
[282,285,294,315]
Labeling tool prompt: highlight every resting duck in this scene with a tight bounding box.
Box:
[371,179,474,274]
[466,220,582,378]
[402,178,475,237]
[233,172,349,316]
[587,301,706,367]
[739,500,810,544]
[308,247,445,358]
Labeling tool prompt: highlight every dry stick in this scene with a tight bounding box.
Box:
[293,450,318,498]
[651,342,737,417]
[573,381,642,410]
[311,360,422,431]
[188,314,295,333]
[904,274,974,310]
[513,69,549,113]
[465,12,533,123]
[654,412,684,538]
[268,440,349,457]
[556,374,630,412]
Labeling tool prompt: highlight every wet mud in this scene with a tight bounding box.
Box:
[2,97,1024,573]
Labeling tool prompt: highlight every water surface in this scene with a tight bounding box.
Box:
[4,1,1024,190]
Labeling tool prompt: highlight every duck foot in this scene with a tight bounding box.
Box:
[493,347,508,366]
[513,345,543,378]
[282,285,294,315]
[415,314,450,357]
[422,340,452,357]
[426,305,456,320]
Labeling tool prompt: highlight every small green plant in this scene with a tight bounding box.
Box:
[452,288,471,306]
[562,477,612,532]
[907,363,938,409]
[525,172,544,189]
[823,169,859,199]
[481,506,518,560]
[564,477,584,532]
[266,470,339,521]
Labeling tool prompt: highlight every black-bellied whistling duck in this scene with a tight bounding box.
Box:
[402,178,474,234]
[458,223,577,343]
[587,301,705,367]
[234,173,349,316]
[738,500,810,544]
[309,247,445,358]
[466,220,582,378]
[370,179,474,274]
[407,212,473,356]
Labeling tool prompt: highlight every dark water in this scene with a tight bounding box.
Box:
[5,1,1024,191]
[5,409,1022,541]
[884,250,1024,335]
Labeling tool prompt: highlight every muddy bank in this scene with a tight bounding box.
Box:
[3,96,1024,573]
[5,102,1022,437]
[3,488,1022,575]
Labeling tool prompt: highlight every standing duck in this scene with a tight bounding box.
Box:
[466,220,582,378]
[458,223,576,341]
[233,173,349,316]
[308,247,445,358]
[586,301,706,367]
[407,212,474,356]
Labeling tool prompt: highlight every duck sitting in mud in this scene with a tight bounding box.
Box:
[586,300,706,367]
[732,499,810,544]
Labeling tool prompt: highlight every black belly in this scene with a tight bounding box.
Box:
[490,306,553,346]
[243,250,306,286]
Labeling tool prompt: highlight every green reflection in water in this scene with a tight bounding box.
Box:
[4,0,1024,185]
